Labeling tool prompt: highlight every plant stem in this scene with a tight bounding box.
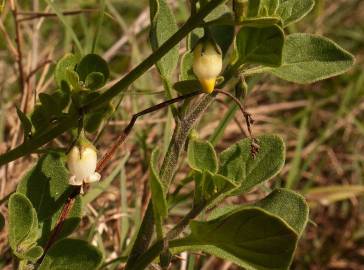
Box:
[0,0,227,167]
[82,0,226,112]
[125,94,215,269]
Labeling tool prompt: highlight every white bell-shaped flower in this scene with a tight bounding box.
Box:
[193,37,222,94]
[67,137,101,186]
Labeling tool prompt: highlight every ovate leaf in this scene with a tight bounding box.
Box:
[39,238,103,270]
[76,54,109,85]
[235,25,284,67]
[268,34,355,84]
[219,134,285,194]
[17,153,82,245]
[16,107,32,140]
[187,138,218,174]
[255,188,309,236]
[21,246,44,262]
[85,72,105,90]
[150,0,179,78]
[149,149,168,218]
[277,0,315,26]
[8,193,36,249]
[55,53,80,90]
[172,207,298,270]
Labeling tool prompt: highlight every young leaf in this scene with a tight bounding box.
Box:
[21,246,44,262]
[39,93,62,116]
[76,54,109,85]
[172,207,298,270]
[85,72,106,90]
[16,107,32,140]
[173,80,200,94]
[235,25,285,67]
[219,134,285,194]
[55,53,80,90]
[17,153,82,245]
[255,188,309,236]
[149,149,168,218]
[267,34,355,84]
[84,102,113,133]
[277,0,315,26]
[39,238,103,270]
[194,171,239,203]
[187,138,218,174]
[8,193,36,249]
[179,52,195,81]
[150,0,179,78]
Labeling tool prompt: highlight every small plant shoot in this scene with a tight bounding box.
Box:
[1,0,356,270]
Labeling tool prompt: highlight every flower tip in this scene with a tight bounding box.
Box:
[199,78,216,94]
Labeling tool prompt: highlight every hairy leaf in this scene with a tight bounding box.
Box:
[150,0,179,78]
[255,188,309,236]
[17,153,82,245]
[219,134,285,194]
[149,149,168,218]
[187,138,218,174]
[172,207,298,270]
[39,238,103,270]
[235,25,284,67]
[268,34,355,84]
[277,0,315,26]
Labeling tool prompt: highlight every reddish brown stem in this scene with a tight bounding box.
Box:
[38,91,202,264]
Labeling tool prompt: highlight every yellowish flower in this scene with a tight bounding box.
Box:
[193,38,222,94]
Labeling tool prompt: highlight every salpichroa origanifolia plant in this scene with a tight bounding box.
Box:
[2,0,355,269]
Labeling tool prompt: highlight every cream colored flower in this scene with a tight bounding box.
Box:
[67,142,100,186]
[193,38,222,94]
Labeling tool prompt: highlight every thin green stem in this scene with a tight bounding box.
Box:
[0,0,226,167]
[82,0,226,112]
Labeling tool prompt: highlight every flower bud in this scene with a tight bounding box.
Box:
[67,136,100,186]
[192,38,222,94]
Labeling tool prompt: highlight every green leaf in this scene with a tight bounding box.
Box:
[179,52,195,81]
[235,25,284,67]
[187,138,218,174]
[219,134,285,194]
[84,102,113,133]
[277,0,315,26]
[16,107,32,140]
[39,238,103,270]
[149,149,168,218]
[194,171,239,203]
[267,34,355,84]
[239,16,282,27]
[255,188,309,236]
[173,80,200,94]
[55,53,80,90]
[173,207,298,270]
[0,212,4,231]
[205,3,234,26]
[51,88,71,111]
[149,0,179,78]
[76,54,109,85]
[39,93,62,116]
[21,245,44,262]
[85,72,106,90]
[8,193,36,249]
[17,153,82,245]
